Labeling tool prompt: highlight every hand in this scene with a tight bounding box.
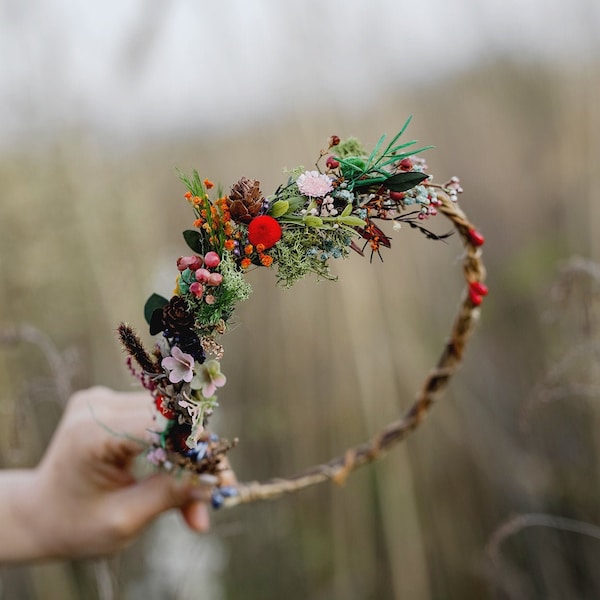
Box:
[0,386,227,562]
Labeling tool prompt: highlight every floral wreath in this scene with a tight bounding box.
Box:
[118,117,487,509]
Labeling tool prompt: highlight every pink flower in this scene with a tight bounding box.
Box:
[296,170,334,198]
[161,346,195,383]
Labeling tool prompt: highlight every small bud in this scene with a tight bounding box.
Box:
[189,282,204,298]
[195,268,211,283]
[208,272,223,286]
[325,155,340,169]
[329,135,340,147]
[205,294,216,305]
[204,251,221,268]
[177,256,198,272]
[188,256,203,271]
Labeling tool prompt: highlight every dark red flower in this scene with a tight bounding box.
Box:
[247,215,282,249]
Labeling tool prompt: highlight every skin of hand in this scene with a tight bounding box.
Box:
[0,386,232,563]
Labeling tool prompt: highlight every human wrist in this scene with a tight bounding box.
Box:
[0,469,48,563]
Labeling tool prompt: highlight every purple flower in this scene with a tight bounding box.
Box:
[161,346,195,383]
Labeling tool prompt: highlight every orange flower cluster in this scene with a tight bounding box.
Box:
[239,246,273,269]
[183,180,276,269]
[185,188,237,253]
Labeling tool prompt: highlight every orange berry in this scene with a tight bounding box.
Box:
[260,254,273,267]
[241,258,251,269]
[256,243,266,253]
[184,191,192,199]
[245,244,254,256]
[204,179,214,190]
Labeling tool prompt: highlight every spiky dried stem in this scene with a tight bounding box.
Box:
[117,323,162,374]
[220,192,486,507]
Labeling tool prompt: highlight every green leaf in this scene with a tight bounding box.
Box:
[286,196,306,213]
[183,229,204,254]
[269,199,290,218]
[303,215,324,227]
[144,293,169,325]
[365,133,386,169]
[352,176,388,189]
[341,203,353,217]
[385,171,429,193]
[338,215,367,227]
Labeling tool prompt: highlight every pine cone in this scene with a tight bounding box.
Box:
[227,177,264,224]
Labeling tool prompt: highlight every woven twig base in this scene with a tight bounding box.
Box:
[220,193,486,508]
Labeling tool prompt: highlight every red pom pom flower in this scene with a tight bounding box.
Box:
[247,215,282,249]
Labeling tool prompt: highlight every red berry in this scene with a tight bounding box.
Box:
[469,281,488,296]
[467,228,485,247]
[468,289,483,306]
[189,281,204,298]
[399,158,413,171]
[195,267,210,283]
[325,156,340,169]
[329,135,340,147]
[208,272,223,286]
[204,251,221,268]
[155,395,176,419]
[389,191,405,201]
[248,215,282,249]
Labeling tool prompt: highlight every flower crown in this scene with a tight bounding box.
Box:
[118,117,487,509]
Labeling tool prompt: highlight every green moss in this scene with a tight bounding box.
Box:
[271,226,352,288]
[334,137,366,159]
[189,252,252,328]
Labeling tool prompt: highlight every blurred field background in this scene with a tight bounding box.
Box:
[1,0,600,598]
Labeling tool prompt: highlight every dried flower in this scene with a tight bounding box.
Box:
[161,346,195,383]
[296,170,333,198]
[191,359,227,397]
[260,254,274,267]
